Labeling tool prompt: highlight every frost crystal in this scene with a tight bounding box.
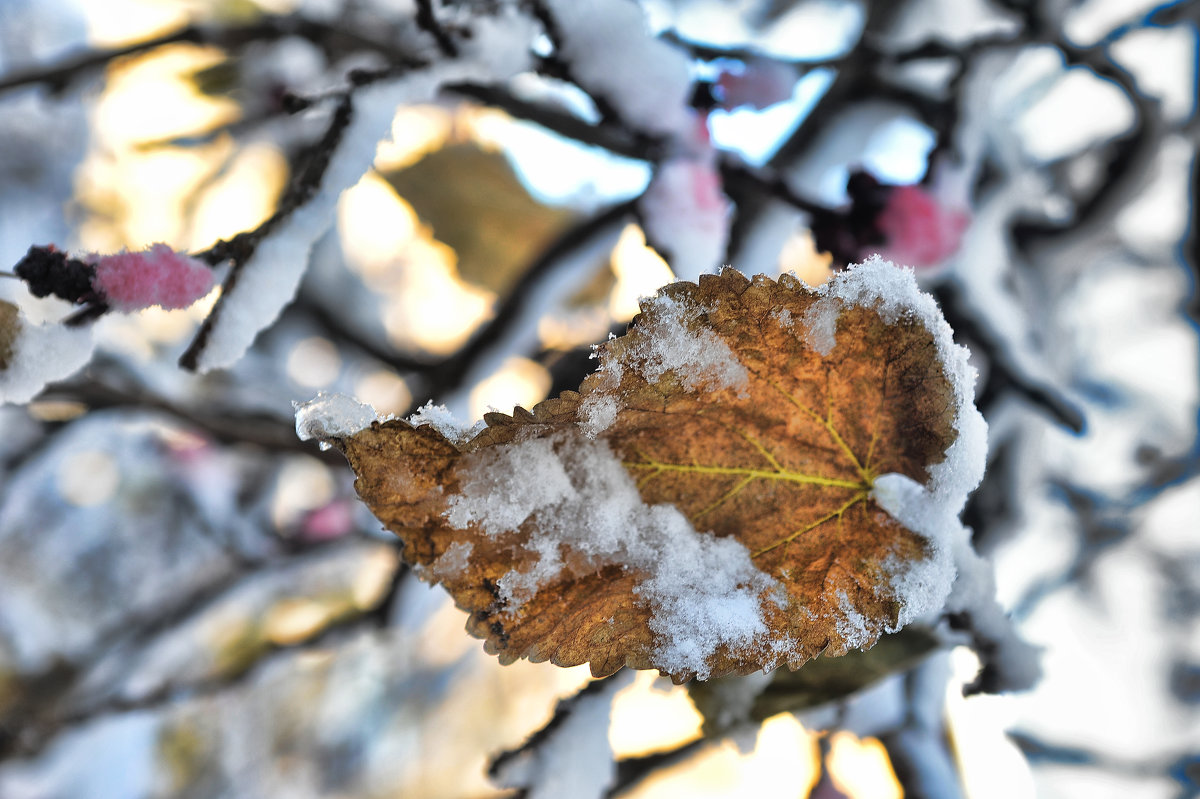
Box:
[445,438,577,536]
[577,393,619,438]
[406,400,485,444]
[431,541,473,579]
[834,589,872,649]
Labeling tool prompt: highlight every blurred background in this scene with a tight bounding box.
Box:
[0,0,1196,797]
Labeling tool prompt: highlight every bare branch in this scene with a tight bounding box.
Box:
[0,15,413,97]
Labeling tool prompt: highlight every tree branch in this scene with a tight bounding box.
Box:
[411,197,637,405]
[0,15,413,97]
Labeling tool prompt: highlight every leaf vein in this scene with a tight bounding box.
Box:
[624,458,865,490]
[767,378,871,482]
[753,492,869,558]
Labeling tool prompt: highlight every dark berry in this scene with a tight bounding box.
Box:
[12,245,98,304]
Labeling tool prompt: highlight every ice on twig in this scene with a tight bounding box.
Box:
[294,392,381,450]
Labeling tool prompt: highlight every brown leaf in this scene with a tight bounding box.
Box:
[382,142,576,295]
[330,266,968,681]
[0,300,20,371]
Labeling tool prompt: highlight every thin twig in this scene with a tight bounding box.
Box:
[720,161,833,217]
[446,81,652,160]
[605,737,710,798]
[414,0,460,58]
[411,197,637,406]
[3,562,392,761]
[42,372,343,463]
[0,529,379,757]
[726,0,906,263]
[0,15,409,96]
[1011,34,1162,246]
[528,0,646,134]
[933,283,1086,432]
[660,29,849,68]
[178,93,357,371]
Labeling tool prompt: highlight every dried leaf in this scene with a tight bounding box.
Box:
[0,300,18,371]
[383,142,576,294]
[329,264,977,681]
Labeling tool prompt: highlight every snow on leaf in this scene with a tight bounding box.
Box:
[318,265,978,682]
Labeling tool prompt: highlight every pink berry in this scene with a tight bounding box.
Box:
[301,500,356,541]
[90,244,214,311]
[875,185,970,268]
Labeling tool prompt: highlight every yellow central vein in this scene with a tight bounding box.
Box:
[625,459,865,490]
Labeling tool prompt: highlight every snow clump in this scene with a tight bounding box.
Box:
[444,433,779,680]
[606,291,749,394]
[541,0,693,137]
[579,289,748,437]
[407,400,486,444]
[294,392,382,449]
